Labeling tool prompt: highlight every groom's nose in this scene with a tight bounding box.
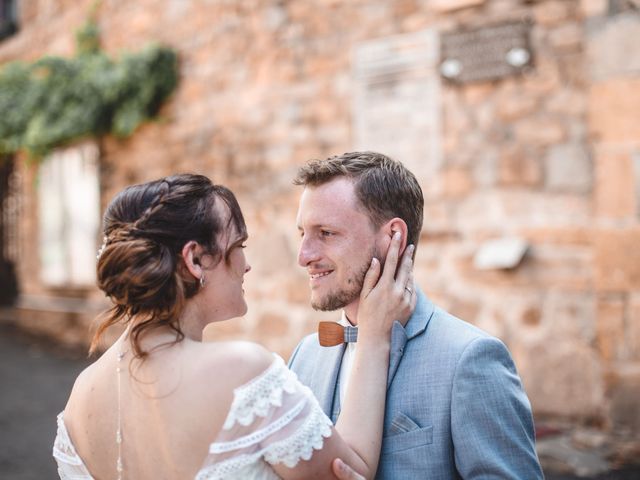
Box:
[298,235,320,267]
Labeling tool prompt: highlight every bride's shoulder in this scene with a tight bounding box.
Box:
[67,360,101,401]
[197,341,279,388]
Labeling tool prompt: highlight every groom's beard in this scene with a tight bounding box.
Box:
[311,245,380,312]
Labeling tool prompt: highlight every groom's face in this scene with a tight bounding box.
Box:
[296,177,384,313]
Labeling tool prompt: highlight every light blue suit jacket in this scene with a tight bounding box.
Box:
[288,289,543,479]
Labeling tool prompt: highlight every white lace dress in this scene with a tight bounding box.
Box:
[53,355,333,479]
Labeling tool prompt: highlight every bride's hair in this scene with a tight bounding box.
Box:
[90,173,246,358]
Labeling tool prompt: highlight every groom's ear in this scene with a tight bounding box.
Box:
[378,218,408,257]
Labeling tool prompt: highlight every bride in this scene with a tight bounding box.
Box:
[53,173,414,479]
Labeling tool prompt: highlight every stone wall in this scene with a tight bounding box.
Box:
[1,0,639,432]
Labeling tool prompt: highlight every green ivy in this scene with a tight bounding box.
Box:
[0,20,179,159]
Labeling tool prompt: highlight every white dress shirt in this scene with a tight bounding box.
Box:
[337,311,357,406]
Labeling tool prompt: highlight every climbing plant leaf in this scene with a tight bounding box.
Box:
[0,19,179,159]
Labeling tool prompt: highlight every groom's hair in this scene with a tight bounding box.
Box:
[294,151,424,249]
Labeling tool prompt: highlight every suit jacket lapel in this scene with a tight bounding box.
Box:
[387,288,435,389]
[310,343,346,417]
[387,321,408,388]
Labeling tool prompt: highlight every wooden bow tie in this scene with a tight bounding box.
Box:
[318,321,358,347]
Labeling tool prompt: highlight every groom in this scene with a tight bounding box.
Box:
[289,151,543,478]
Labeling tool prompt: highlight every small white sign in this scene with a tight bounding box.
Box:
[473,237,528,270]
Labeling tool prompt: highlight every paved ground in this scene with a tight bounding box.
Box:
[0,323,638,479]
[0,323,89,479]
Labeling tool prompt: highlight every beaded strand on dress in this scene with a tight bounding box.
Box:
[116,338,127,479]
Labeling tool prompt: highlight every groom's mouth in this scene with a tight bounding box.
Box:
[309,269,333,286]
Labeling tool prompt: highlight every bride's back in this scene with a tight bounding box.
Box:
[57,175,267,478]
[63,339,269,479]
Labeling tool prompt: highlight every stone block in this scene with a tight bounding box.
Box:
[457,191,591,232]
[245,227,296,277]
[515,117,567,147]
[596,294,627,362]
[444,104,473,139]
[587,13,640,80]
[471,151,499,187]
[548,23,584,53]
[487,0,526,15]
[544,291,597,343]
[521,341,604,418]
[635,152,640,215]
[478,292,546,355]
[580,0,608,17]
[594,228,640,292]
[521,245,593,292]
[255,312,291,338]
[607,368,640,433]
[545,143,592,193]
[519,227,592,246]
[589,78,640,143]
[594,150,636,219]
[522,306,542,326]
[430,0,486,12]
[498,145,543,187]
[448,296,481,325]
[496,91,538,122]
[546,88,587,117]
[285,272,312,305]
[630,294,640,361]
[521,58,563,97]
[533,0,574,26]
[442,166,473,198]
[463,83,493,106]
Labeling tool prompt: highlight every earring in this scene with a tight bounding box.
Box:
[200,275,205,288]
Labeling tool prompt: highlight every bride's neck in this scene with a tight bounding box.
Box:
[120,323,196,357]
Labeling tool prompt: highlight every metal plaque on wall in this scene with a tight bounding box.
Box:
[440,22,532,84]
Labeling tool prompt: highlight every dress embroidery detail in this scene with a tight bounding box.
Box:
[210,398,307,454]
[53,413,94,479]
[223,355,298,430]
[197,354,334,478]
[263,401,333,467]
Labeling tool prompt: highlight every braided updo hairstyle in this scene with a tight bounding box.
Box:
[90,174,246,358]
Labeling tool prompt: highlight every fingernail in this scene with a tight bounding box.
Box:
[372,257,379,265]
[394,231,401,240]
[409,244,415,253]
[337,459,346,471]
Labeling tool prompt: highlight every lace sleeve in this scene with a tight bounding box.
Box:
[196,354,333,479]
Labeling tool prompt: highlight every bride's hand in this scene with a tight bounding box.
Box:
[356,231,416,345]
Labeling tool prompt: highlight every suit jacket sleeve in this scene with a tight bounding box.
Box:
[451,336,543,479]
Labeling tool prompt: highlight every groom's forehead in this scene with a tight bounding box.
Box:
[296,188,370,229]
[297,179,364,212]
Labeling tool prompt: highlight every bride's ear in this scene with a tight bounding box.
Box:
[181,241,204,280]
